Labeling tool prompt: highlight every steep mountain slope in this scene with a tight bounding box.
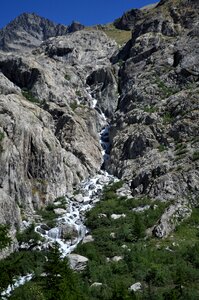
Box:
[108,0,199,236]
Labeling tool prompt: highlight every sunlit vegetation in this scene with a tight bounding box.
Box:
[0,183,199,299]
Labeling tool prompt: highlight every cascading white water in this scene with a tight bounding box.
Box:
[1,274,33,299]
[35,171,116,257]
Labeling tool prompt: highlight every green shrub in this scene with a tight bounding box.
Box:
[175,148,188,156]
[10,282,46,300]
[0,224,11,250]
[144,106,157,113]
[75,90,81,97]
[64,74,70,81]
[70,101,78,111]
[192,151,199,161]
[16,224,42,244]
[175,143,187,151]
[0,131,5,152]
[0,251,46,292]
[162,112,174,124]
[158,144,166,152]
[37,204,58,228]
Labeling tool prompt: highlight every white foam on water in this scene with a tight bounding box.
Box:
[1,274,33,298]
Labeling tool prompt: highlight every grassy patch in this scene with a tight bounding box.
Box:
[86,23,132,45]
[102,25,132,45]
[154,76,178,98]
[22,89,40,104]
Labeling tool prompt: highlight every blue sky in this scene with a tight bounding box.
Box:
[0,0,156,29]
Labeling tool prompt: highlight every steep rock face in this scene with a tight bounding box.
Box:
[0,30,117,107]
[107,0,199,235]
[86,66,118,117]
[0,29,118,229]
[114,9,143,31]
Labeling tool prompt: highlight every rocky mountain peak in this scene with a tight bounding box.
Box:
[0,13,85,53]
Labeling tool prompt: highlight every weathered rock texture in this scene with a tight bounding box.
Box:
[107,0,199,236]
[0,22,118,229]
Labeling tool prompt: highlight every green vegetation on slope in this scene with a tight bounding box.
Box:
[74,183,199,299]
[0,183,199,299]
[85,24,132,45]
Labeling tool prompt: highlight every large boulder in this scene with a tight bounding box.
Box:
[68,254,88,271]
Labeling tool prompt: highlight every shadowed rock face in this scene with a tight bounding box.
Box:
[114,9,143,31]
[67,21,85,33]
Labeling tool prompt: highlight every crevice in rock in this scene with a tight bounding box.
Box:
[0,58,41,90]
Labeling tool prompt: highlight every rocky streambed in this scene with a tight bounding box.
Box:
[35,170,117,256]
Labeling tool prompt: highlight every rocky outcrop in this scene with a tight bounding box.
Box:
[86,66,118,117]
[152,202,192,238]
